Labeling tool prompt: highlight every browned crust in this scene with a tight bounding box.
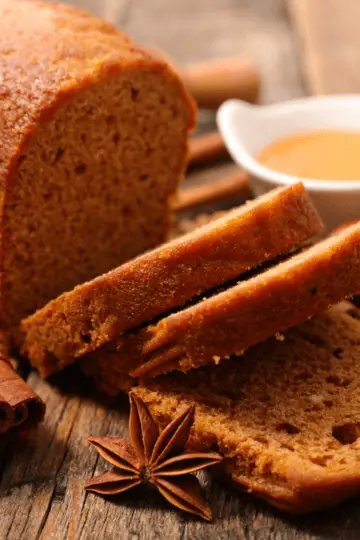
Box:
[0,0,196,331]
[128,221,360,378]
[220,465,360,514]
[22,183,322,377]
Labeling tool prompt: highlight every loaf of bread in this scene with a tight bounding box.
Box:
[0,0,195,333]
[134,304,360,513]
[21,183,323,377]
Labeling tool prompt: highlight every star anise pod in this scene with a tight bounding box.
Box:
[85,392,222,520]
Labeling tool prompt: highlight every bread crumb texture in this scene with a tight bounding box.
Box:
[135,305,360,513]
[0,0,195,331]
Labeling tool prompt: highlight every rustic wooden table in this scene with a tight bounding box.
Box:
[2,0,360,538]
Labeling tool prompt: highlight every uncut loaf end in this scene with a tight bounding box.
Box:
[0,0,195,333]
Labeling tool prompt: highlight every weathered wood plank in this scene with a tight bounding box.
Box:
[287,0,360,95]
[0,375,82,540]
[38,390,129,540]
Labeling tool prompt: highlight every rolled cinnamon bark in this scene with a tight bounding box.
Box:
[174,172,251,212]
[188,132,229,169]
[181,58,260,109]
[0,357,15,433]
[0,355,45,433]
[0,400,14,433]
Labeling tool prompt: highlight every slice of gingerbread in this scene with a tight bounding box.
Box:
[134,304,360,514]
[83,219,360,390]
[131,220,360,378]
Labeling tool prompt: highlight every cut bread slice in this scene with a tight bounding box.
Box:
[81,219,360,390]
[124,220,360,379]
[21,183,322,377]
[133,304,360,514]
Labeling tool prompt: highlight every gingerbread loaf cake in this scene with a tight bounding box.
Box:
[80,220,360,390]
[134,304,360,514]
[21,183,323,377]
[0,0,195,333]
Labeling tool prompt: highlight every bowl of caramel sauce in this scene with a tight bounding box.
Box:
[217,95,360,230]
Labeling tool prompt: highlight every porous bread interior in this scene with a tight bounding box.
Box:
[135,306,360,502]
[2,69,189,328]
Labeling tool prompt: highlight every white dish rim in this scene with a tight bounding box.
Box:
[217,95,360,192]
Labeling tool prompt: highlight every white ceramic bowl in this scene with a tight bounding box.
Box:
[217,95,360,231]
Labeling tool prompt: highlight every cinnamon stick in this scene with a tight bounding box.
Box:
[181,58,260,109]
[0,354,45,433]
[174,172,251,213]
[188,132,229,169]
[148,48,260,109]
[0,357,15,434]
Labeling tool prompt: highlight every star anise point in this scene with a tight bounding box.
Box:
[85,392,222,520]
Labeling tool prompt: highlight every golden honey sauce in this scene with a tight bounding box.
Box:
[258,131,360,181]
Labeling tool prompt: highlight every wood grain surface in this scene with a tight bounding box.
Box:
[288,0,360,95]
[1,1,358,539]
